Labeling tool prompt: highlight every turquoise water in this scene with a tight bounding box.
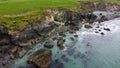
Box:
[14,18,120,68]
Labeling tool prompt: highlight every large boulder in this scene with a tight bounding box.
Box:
[28,48,52,68]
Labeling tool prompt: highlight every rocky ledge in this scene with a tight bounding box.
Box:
[28,48,52,68]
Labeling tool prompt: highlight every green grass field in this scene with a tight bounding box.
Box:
[0,0,119,14]
[0,0,79,14]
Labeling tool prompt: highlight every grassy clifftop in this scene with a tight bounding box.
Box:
[0,0,119,34]
[0,0,79,14]
[0,0,80,34]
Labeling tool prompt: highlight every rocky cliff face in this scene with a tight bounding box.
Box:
[0,1,120,68]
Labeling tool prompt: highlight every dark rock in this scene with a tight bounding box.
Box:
[84,25,92,29]
[96,26,99,28]
[0,25,8,35]
[52,37,58,41]
[28,48,52,68]
[104,28,110,31]
[101,32,104,35]
[59,32,66,37]
[98,29,101,31]
[101,16,108,21]
[44,40,54,48]
[57,37,65,50]
[69,30,76,34]
[74,35,78,38]
[0,25,11,46]
[86,13,97,23]
[99,13,102,15]
[70,37,74,41]
[95,31,99,33]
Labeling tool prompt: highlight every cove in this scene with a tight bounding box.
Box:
[14,17,120,68]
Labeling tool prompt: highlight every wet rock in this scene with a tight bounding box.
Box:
[98,29,101,31]
[101,16,108,21]
[96,26,99,28]
[59,32,66,37]
[28,48,52,68]
[74,35,78,38]
[69,30,76,34]
[86,13,97,23]
[44,40,54,48]
[104,28,110,31]
[84,25,92,29]
[95,31,99,33]
[99,13,102,15]
[101,32,104,35]
[57,37,65,50]
[52,37,57,41]
[70,37,74,41]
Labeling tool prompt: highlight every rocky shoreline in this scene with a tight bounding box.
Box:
[0,1,120,68]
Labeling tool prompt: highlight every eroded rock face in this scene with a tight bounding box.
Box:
[0,25,8,34]
[28,48,52,68]
[0,25,11,46]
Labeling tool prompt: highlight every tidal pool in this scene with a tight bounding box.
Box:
[14,18,120,68]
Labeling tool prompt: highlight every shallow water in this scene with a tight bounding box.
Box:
[14,18,120,68]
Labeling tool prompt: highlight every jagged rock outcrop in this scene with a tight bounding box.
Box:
[28,48,52,68]
[0,25,11,46]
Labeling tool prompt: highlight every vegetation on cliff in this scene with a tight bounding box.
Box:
[0,0,119,34]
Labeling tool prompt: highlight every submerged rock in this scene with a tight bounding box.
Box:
[57,37,65,50]
[44,40,54,48]
[48,59,64,68]
[70,37,74,41]
[28,48,52,68]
